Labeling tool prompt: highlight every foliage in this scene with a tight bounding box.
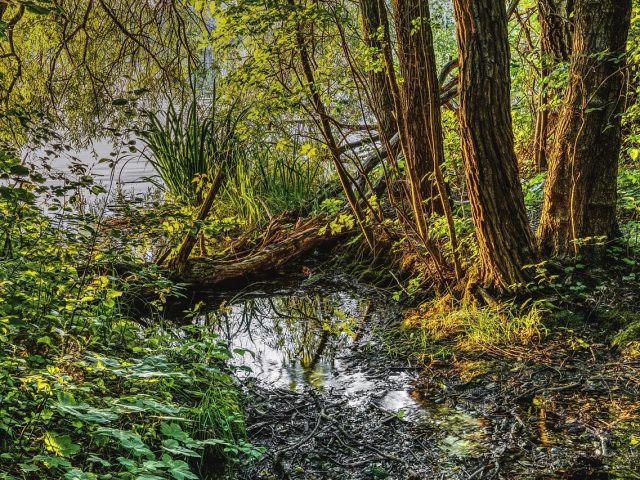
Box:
[0,148,261,479]
[0,1,197,143]
[140,91,248,206]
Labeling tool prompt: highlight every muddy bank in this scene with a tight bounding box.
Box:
[416,330,640,479]
[185,276,640,479]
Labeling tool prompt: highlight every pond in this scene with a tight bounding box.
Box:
[192,281,492,479]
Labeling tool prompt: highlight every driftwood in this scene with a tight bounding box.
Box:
[173,216,346,286]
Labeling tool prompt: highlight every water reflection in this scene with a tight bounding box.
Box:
[200,292,362,390]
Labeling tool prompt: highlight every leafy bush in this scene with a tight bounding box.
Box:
[0,149,262,479]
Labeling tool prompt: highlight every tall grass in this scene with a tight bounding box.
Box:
[140,90,246,206]
[222,142,324,226]
[400,297,548,353]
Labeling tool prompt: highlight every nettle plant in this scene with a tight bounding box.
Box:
[0,140,262,479]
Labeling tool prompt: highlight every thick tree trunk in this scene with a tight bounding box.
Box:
[453,0,537,290]
[533,0,572,171]
[359,0,396,140]
[537,0,631,257]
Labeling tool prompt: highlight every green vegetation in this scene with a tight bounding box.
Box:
[221,142,324,227]
[1,0,640,478]
[140,92,247,207]
[0,145,262,479]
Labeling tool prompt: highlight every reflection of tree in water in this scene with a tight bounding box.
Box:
[205,293,366,388]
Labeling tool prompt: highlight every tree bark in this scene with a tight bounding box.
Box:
[359,0,396,141]
[533,0,572,171]
[537,0,632,256]
[167,167,226,273]
[174,216,345,286]
[391,0,443,214]
[453,0,537,290]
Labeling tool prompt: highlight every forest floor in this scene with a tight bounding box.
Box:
[186,258,640,480]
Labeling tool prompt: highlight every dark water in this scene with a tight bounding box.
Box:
[192,284,492,478]
[187,282,640,479]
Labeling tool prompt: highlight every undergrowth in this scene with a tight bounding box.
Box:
[396,297,548,359]
[0,146,262,479]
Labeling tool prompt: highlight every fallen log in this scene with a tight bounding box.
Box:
[172,216,348,286]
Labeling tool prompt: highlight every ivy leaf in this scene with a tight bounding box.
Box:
[95,428,154,459]
[53,394,119,424]
[43,432,81,457]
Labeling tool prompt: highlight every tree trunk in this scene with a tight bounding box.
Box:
[533,0,572,171]
[537,0,631,257]
[167,167,226,273]
[453,0,537,291]
[391,0,443,214]
[359,0,396,140]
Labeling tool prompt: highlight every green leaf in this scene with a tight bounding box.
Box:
[43,432,81,457]
[9,164,30,176]
[160,454,199,480]
[24,1,51,15]
[64,468,97,480]
[160,423,188,441]
[96,428,154,459]
[162,439,200,458]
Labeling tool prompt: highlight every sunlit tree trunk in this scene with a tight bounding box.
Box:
[532,0,572,171]
[390,0,462,278]
[359,0,396,141]
[453,0,537,291]
[538,0,632,257]
[391,0,443,215]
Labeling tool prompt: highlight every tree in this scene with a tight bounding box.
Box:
[359,0,396,140]
[389,0,461,277]
[453,0,537,290]
[532,0,573,171]
[537,0,632,256]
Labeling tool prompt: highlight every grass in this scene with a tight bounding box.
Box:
[396,296,548,357]
[140,88,247,206]
[221,141,324,226]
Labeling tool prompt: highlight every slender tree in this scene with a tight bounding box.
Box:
[359,0,396,140]
[538,0,632,256]
[532,0,573,171]
[453,0,537,290]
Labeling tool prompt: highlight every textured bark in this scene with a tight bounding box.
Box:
[359,0,396,140]
[391,0,442,212]
[167,168,225,273]
[533,0,572,171]
[453,0,537,290]
[175,218,344,286]
[538,0,631,256]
